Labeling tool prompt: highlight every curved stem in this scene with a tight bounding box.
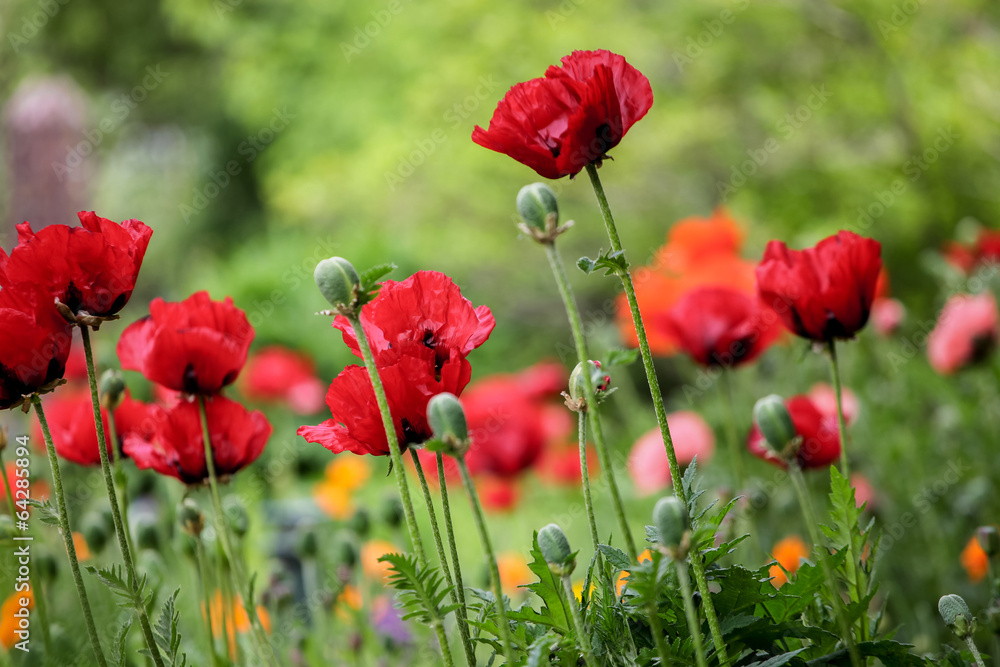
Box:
[560,576,598,667]
[788,464,862,667]
[437,452,475,666]
[33,396,109,667]
[80,326,165,667]
[456,455,513,661]
[196,395,277,667]
[348,316,426,565]
[410,450,473,666]
[966,635,988,667]
[543,240,636,559]
[584,163,729,665]
[676,561,708,667]
[576,411,600,553]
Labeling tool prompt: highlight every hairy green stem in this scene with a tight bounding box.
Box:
[676,560,708,667]
[33,396,109,667]
[456,455,513,661]
[348,316,426,565]
[542,240,636,559]
[560,576,598,667]
[576,411,600,553]
[584,163,729,665]
[966,636,988,667]
[437,452,475,666]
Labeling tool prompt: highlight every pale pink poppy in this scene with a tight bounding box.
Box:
[850,472,877,510]
[628,411,715,495]
[807,383,860,425]
[927,293,999,374]
[871,298,905,337]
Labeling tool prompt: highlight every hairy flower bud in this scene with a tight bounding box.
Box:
[939,594,976,639]
[314,257,361,310]
[427,393,469,451]
[538,523,575,576]
[517,183,559,232]
[753,395,797,451]
[653,496,689,550]
[99,369,127,411]
[379,495,405,529]
[136,517,160,551]
[566,360,611,411]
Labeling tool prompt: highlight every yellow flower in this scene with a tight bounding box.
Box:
[0,588,33,649]
[314,456,371,519]
[202,590,270,661]
[361,539,399,584]
[497,552,533,595]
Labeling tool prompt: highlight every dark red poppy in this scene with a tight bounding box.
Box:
[659,286,781,367]
[298,346,470,457]
[334,271,494,373]
[240,345,324,414]
[755,231,882,342]
[122,395,271,484]
[0,287,73,410]
[0,212,152,320]
[472,50,653,179]
[747,396,840,470]
[117,291,254,394]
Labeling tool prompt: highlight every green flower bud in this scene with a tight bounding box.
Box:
[753,395,797,450]
[178,498,205,537]
[379,495,405,529]
[939,594,976,639]
[977,526,1000,558]
[567,360,611,410]
[516,183,559,233]
[348,508,371,538]
[136,518,160,551]
[427,393,469,449]
[81,512,109,553]
[99,369,127,411]
[314,257,361,309]
[653,496,689,549]
[538,523,575,576]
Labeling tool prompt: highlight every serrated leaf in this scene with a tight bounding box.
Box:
[806,640,924,666]
[577,249,628,276]
[379,552,457,627]
[111,618,133,667]
[520,532,571,632]
[27,498,60,527]
[153,590,186,667]
[597,545,632,572]
[577,256,598,274]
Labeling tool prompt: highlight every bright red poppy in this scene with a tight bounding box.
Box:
[756,231,882,342]
[659,286,781,367]
[943,229,1000,273]
[0,287,73,410]
[122,395,271,484]
[240,345,325,414]
[747,395,841,470]
[927,293,999,374]
[472,50,653,179]
[0,212,152,320]
[117,291,254,394]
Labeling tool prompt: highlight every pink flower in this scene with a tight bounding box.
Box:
[807,383,860,425]
[927,293,999,374]
[871,298,905,337]
[850,473,877,510]
[628,411,714,495]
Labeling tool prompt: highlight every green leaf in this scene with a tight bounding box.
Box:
[359,262,396,290]
[597,545,632,572]
[379,552,457,626]
[604,349,639,367]
[806,640,924,666]
[27,498,59,527]
[111,618,133,667]
[577,249,628,276]
[152,590,187,667]
[520,532,571,632]
[577,256,597,274]
[745,648,808,667]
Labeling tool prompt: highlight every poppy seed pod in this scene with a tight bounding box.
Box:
[427,392,469,447]
[538,523,575,576]
[753,395,797,451]
[516,183,559,233]
[99,369,127,411]
[314,257,361,310]
[653,496,688,549]
[178,498,204,537]
[939,594,975,638]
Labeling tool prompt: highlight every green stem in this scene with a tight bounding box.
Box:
[348,315,426,565]
[456,455,513,661]
[106,411,136,558]
[676,561,708,667]
[720,370,746,492]
[33,396,109,667]
[584,162,729,665]
[827,340,851,477]
[196,395,277,667]
[576,411,600,553]
[410,449,472,666]
[543,240,636,560]
[195,537,221,665]
[788,464,862,667]
[966,636,988,667]
[646,601,671,667]
[437,452,475,666]
[560,576,598,667]
[80,326,165,667]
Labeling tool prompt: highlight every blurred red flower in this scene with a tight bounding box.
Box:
[0,212,152,319]
[0,287,73,410]
[117,291,254,394]
[537,442,599,486]
[943,229,1000,273]
[747,395,841,470]
[660,286,781,367]
[477,476,519,512]
[240,345,325,414]
[927,293,999,374]
[961,535,989,583]
[123,395,270,484]
[472,50,653,179]
[628,411,715,495]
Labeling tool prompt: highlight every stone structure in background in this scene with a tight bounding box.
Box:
[3,76,91,236]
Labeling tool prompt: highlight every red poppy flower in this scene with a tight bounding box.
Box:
[943,229,1000,273]
[0,287,73,410]
[117,291,254,394]
[659,286,781,367]
[537,442,599,485]
[747,396,840,470]
[240,345,324,414]
[756,231,882,342]
[472,50,653,179]
[0,212,152,320]
[927,293,999,374]
[123,395,271,484]
[334,271,494,372]
[298,346,470,457]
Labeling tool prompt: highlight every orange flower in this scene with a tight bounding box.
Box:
[202,590,270,661]
[0,588,33,649]
[497,552,533,595]
[962,536,989,583]
[72,531,91,562]
[769,536,809,588]
[313,456,370,519]
[361,539,399,583]
[616,549,653,595]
